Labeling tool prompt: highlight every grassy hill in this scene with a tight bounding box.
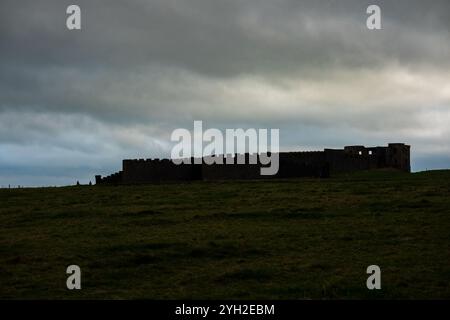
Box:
[1,170,449,299]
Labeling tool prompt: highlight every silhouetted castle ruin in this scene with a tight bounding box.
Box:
[95,143,410,185]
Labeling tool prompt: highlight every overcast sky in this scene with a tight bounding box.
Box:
[1,0,450,186]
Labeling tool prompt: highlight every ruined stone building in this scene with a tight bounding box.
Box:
[95,143,410,184]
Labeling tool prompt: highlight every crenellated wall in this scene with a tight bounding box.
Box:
[121,158,201,183]
[95,143,410,184]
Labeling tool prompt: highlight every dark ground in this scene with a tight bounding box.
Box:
[1,170,449,299]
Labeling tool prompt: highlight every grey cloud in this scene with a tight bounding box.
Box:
[2,0,450,75]
[1,0,450,185]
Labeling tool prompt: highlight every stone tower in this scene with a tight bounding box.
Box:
[385,143,411,172]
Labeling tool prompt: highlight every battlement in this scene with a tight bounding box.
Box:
[95,143,410,184]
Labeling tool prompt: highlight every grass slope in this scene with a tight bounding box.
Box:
[1,170,449,299]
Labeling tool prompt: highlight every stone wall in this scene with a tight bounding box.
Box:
[95,143,410,184]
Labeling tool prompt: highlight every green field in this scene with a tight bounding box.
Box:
[1,170,449,299]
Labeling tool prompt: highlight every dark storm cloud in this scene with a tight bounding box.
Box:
[2,0,450,74]
[0,0,449,185]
